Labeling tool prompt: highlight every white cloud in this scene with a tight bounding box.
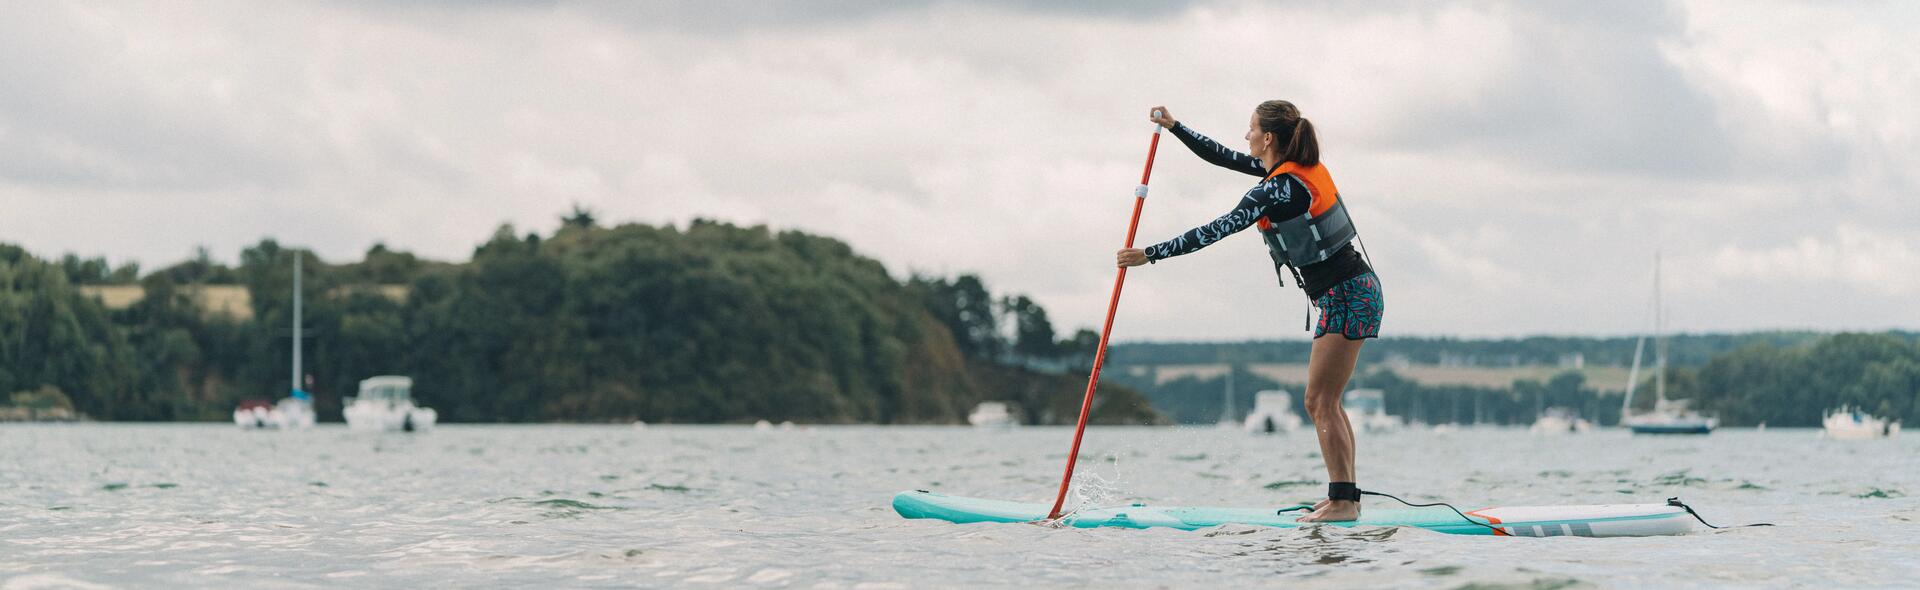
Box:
[0,0,1915,339]
[1705,226,1920,297]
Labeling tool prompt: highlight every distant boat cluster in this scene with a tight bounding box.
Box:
[234,256,434,433]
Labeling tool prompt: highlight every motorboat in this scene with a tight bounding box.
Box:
[1530,407,1593,435]
[1241,390,1302,434]
[343,376,436,432]
[1343,388,1402,432]
[1823,407,1900,440]
[968,402,1015,429]
[234,393,317,430]
[234,399,275,429]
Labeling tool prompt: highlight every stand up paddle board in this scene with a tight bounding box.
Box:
[893,490,1696,537]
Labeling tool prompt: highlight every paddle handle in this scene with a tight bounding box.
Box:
[1047,121,1162,520]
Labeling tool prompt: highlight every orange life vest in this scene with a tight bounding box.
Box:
[1255,161,1341,230]
[1255,161,1358,272]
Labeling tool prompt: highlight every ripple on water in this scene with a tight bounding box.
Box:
[6,424,1920,588]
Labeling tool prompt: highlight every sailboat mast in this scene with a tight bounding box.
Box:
[1653,251,1665,405]
[1623,334,1645,417]
[291,253,302,395]
[1223,364,1235,423]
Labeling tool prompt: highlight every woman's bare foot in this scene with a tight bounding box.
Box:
[1296,499,1360,522]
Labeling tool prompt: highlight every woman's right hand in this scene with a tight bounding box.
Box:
[1148,106,1176,129]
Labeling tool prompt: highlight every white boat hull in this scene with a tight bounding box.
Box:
[233,398,316,430]
[1823,408,1899,440]
[344,403,436,432]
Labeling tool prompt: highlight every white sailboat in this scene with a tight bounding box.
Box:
[1621,252,1716,435]
[234,254,316,430]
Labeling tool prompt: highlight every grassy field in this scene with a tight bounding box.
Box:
[1127,362,1634,392]
[80,285,255,320]
[78,285,406,321]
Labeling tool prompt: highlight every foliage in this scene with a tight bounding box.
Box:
[0,217,1160,425]
[1673,333,1920,427]
[9,384,74,410]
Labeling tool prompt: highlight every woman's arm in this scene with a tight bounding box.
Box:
[1140,174,1309,262]
[1170,122,1267,177]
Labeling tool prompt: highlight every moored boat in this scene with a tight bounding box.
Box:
[343,376,436,432]
[1823,407,1900,440]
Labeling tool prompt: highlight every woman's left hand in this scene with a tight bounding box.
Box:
[1116,248,1149,268]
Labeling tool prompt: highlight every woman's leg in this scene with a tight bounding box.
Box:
[1298,335,1367,522]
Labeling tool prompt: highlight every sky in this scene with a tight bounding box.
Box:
[2,1,1916,341]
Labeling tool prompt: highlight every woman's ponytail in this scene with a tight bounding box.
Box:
[1256,100,1319,167]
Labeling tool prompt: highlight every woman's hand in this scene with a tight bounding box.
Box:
[1116,248,1149,268]
[1148,106,1176,129]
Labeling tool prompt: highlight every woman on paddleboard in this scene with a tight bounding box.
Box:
[1117,101,1382,523]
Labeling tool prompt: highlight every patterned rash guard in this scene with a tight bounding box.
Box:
[1142,122,1372,299]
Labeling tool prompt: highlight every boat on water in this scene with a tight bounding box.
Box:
[1529,407,1593,435]
[1625,400,1717,435]
[343,376,436,432]
[1621,253,1715,435]
[234,394,316,430]
[235,254,316,431]
[1823,407,1900,440]
[1242,390,1302,434]
[1343,388,1401,433]
[968,402,1015,429]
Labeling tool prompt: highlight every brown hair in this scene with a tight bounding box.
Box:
[1255,100,1318,166]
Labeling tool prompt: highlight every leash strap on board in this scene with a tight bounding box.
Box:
[1357,490,1508,535]
[1046,114,1165,520]
[1667,497,1773,529]
[1279,490,1773,535]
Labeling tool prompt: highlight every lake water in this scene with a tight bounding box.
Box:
[2,424,1916,589]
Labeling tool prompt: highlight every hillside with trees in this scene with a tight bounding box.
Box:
[0,214,1162,425]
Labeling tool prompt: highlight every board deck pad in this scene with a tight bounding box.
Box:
[892,490,1695,537]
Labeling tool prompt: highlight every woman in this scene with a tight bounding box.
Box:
[1116,101,1383,523]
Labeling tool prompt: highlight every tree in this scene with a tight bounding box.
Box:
[1001,294,1057,361]
[562,204,598,229]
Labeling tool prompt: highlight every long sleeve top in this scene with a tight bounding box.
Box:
[1142,122,1370,299]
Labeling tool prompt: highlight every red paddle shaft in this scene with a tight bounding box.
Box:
[1047,120,1163,520]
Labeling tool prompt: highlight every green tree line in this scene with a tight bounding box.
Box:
[1114,332,1918,428]
[1667,333,1920,427]
[0,216,1161,425]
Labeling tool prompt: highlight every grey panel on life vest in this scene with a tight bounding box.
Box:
[1261,197,1357,268]
[1313,200,1356,253]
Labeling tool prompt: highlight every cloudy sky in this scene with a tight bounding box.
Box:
[2,1,1915,340]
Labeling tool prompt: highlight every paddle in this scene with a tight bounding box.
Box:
[1047,111,1164,520]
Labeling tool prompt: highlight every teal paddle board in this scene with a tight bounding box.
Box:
[892,490,1696,537]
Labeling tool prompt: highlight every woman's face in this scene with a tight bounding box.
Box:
[1245,112,1274,162]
